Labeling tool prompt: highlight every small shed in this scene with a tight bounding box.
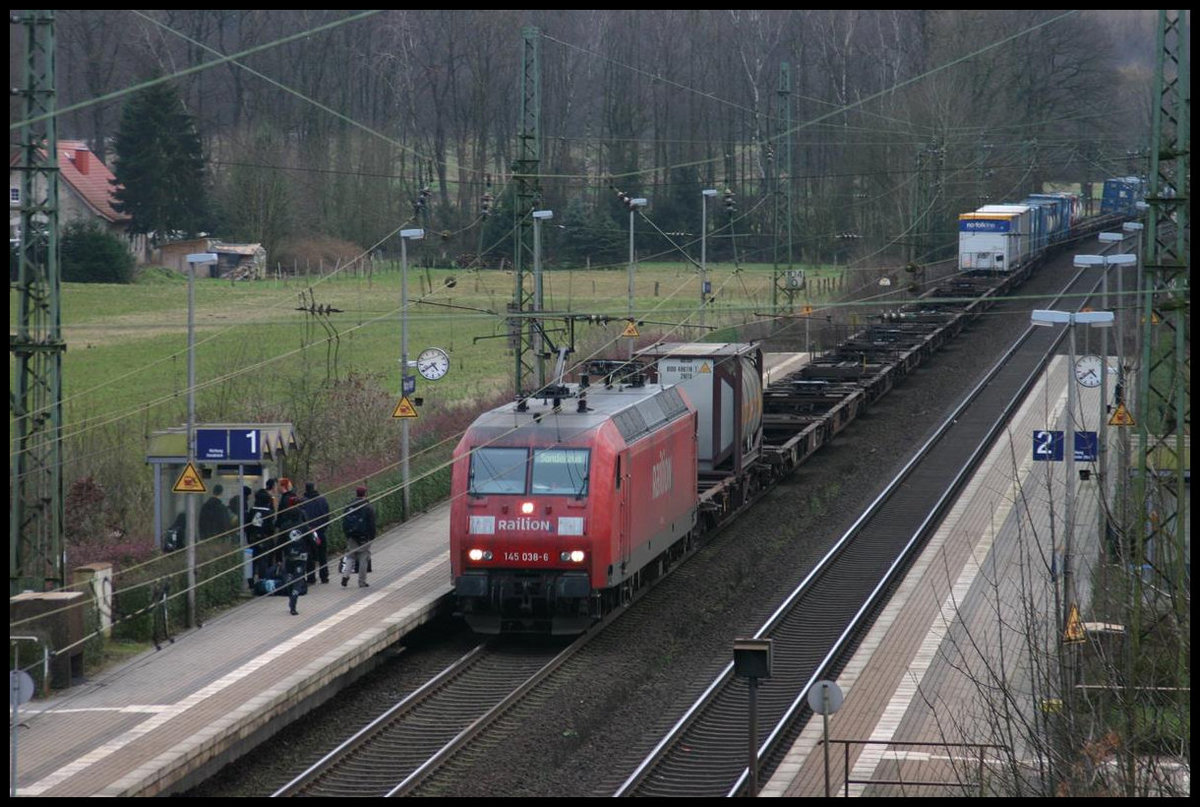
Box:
[155,239,266,279]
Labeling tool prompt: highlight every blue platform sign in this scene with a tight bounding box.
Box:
[228,429,262,461]
[403,375,417,396]
[196,429,229,460]
[196,428,262,461]
[1033,430,1064,462]
[1074,431,1098,462]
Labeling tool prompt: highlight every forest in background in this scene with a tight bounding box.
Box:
[18,10,1158,270]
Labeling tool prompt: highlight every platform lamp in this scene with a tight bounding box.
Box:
[532,210,553,391]
[185,252,218,629]
[700,189,718,327]
[1030,307,1114,642]
[625,197,648,357]
[1121,220,1145,365]
[399,228,424,520]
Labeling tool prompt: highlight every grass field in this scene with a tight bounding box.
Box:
[19,261,846,431]
[11,259,849,551]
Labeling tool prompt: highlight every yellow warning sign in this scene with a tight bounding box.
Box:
[621,320,640,338]
[1108,403,1135,427]
[392,396,419,419]
[699,361,711,374]
[802,305,813,316]
[173,461,206,494]
[1064,603,1085,644]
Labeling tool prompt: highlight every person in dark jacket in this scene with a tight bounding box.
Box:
[248,488,276,584]
[279,528,309,615]
[199,483,232,541]
[302,481,331,584]
[341,486,376,588]
[273,478,305,572]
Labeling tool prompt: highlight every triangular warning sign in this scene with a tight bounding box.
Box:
[699,361,711,374]
[392,396,419,419]
[1108,402,1135,427]
[173,461,207,493]
[1064,603,1085,644]
[621,320,640,338]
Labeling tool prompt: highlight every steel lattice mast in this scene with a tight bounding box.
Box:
[510,25,542,401]
[1131,7,1190,675]
[10,9,65,594]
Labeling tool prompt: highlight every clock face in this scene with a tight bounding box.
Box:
[1074,355,1103,388]
[416,347,450,381]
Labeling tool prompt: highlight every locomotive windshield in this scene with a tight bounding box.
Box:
[469,447,528,494]
[531,448,589,496]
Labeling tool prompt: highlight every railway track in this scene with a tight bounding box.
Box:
[272,637,573,797]
[612,265,1109,797]
[267,225,1135,798]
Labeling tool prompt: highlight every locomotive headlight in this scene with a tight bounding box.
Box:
[560,550,586,563]
[467,548,493,562]
[521,501,535,515]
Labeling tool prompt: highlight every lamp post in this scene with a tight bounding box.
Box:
[1075,251,1136,567]
[532,210,552,391]
[1031,307,1115,637]
[399,228,424,520]
[700,189,717,327]
[626,197,647,357]
[185,252,217,628]
[1121,220,1144,371]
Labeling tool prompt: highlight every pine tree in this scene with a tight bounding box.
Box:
[110,79,209,245]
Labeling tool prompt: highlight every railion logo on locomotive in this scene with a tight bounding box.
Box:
[651,450,673,499]
[499,516,552,531]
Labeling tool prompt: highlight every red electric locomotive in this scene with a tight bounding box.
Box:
[451,343,765,635]
[450,372,699,634]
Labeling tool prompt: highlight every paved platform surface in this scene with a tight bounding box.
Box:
[13,502,453,797]
[763,357,1110,797]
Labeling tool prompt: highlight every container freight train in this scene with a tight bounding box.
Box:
[452,193,1127,635]
[958,178,1139,275]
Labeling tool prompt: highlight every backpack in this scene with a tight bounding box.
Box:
[344,502,368,540]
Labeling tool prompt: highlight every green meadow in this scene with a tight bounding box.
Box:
[12,259,848,553]
[30,261,845,432]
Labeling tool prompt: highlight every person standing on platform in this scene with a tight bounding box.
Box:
[248,487,275,584]
[302,481,331,584]
[341,486,375,588]
[280,528,309,615]
[274,478,305,572]
[199,483,232,542]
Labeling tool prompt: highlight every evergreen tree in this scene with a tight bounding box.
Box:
[111,79,209,245]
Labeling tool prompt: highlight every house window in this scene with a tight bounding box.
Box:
[9,187,19,205]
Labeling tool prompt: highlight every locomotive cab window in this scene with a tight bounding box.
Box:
[469,447,528,494]
[531,448,589,496]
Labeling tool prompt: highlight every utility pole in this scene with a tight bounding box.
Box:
[771,61,793,313]
[510,26,541,402]
[10,10,64,595]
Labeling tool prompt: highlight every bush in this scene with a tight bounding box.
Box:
[271,235,370,277]
[61,220,136,283]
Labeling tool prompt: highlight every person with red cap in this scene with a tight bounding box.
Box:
[340,485,376,588]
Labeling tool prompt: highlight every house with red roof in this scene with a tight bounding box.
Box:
[9,139,146,258]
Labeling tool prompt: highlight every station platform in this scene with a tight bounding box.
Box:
[12,502,454,797]
[763,357,1110,797]
[11,352,813,797]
